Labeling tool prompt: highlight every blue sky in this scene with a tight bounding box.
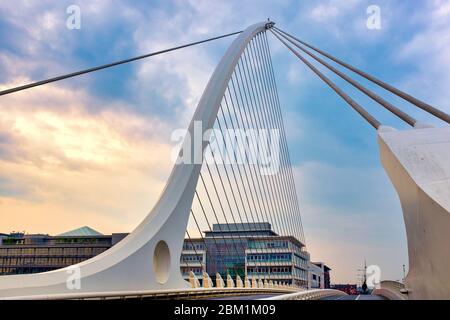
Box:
[0,0,449,283]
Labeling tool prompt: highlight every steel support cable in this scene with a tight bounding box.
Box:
[270,30,381,129]
[223,87,268,237]
[232,57,293,280]
[190,205,225,283]
[253,33,301,243]
[231,58,284,269]
[246,37,296,240]
[214,113,267,283]
[217,103,258,235]
[0,30,243,96]
[223,86,278,282]
[240,40,297,282]
[251,33,298,241]
[273,26,450,124]
[239,47,291,245]
[189,208,209,254]
[204,161,246,258]
[262,34,306,246]
[258,32,306,243]
[198,172,242,265]
[234,58,286,240]
[262,32,306,244]
[195,181,239,277]
[257,31,304,243]
[214,112,255,235]
[222,88,270,253]
[262,33,305,246]
[228,66,285,276]
[229,74,273,233]
[182,230,195,285]
[210,118,265,281]
[193,193,223,268]
[252,33,301,241]
[200,133,254,278]
[203,150,252,277]
[243,43,294,245]
[185,230,206,275]
[216,106,268,283]
[271,29,417,127]
[240,44,289,239]
[262,31,306,242]
[193,194,223,254]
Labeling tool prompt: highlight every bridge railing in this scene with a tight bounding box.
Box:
[372,280,408,300]
[262,289,347,300]
[1,287,298,300]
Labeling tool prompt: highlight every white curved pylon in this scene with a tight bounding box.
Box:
[0,21,271,299]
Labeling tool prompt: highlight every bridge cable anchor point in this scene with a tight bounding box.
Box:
[265,21,275,29]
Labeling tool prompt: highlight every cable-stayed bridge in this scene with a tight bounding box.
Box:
[0,21,448,300]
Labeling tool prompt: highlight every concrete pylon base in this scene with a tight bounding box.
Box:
[378,126,450,299]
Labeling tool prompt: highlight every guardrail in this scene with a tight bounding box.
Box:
[262,289,347,300]
[1,287,299,300]
[372,280,408,300]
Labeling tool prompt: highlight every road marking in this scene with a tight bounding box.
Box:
[355,295,361,300]
[336,296,345,300]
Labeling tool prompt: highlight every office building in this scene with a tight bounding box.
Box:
[0,227,126,275]
[181,222,310,288]
[308,261,332,289]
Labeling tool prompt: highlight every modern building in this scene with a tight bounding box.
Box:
[0,227,126,275]
[1,223,314,289]
[181,222,310,288]
[180,238,207,282]
[308,261,332,289]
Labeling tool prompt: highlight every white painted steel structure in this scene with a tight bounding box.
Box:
[378,125,450,300]
[372,280,407,300]
[0,21,272,299]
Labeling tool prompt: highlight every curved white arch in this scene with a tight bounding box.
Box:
[0,21,272,298]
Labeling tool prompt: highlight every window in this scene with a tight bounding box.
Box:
[49,248,63,256]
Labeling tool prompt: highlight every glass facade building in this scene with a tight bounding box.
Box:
[181,222,310,288]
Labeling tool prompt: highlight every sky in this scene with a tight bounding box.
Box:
[0,0,449,284]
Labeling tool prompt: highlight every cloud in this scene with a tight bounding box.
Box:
[0,80,176,234]
[396,0,450,114]
[310,4,340,22]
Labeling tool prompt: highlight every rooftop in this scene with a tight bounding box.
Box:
[57,226,103,237]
